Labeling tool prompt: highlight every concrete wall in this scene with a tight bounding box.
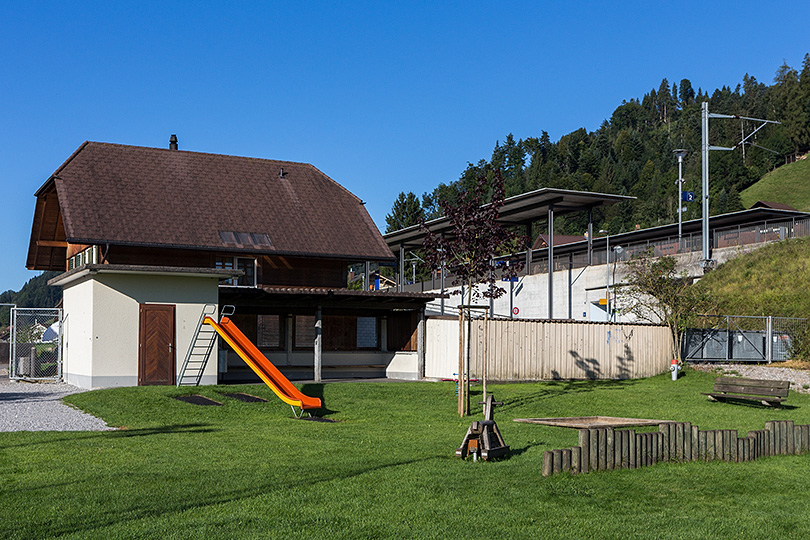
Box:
[62,272,219,389]
[421,242,776,324]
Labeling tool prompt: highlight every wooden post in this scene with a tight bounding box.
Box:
[691,425,699,462]
[598,429,607,471]
[660,424,670,462]
[457,307,464,417]
[561,449,572,473]
[786,420,795,454]
[482,308,489,402]
[629,430,637,469]
[715,430,724,461]
[542,451,553,477]
[314,306,322,383]
[579,430,590,474]
[684,423,692,462]
[589,429,599,471]
[606,429,615,470]
[621,431,630,469]
[553,449,563,474]
[571,446,581,475]
[776,420,787,455]
[676,423,685,461]
[613,431,620,469]
[417,308,425,380]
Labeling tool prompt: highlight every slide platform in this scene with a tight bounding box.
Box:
[204,316,322,410]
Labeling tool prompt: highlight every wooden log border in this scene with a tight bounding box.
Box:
[541,420,810,477]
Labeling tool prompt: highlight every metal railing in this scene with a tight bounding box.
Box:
[683,315,807,363]
[401,216,810,291]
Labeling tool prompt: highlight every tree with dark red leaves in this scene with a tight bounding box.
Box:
[421,170,524,415]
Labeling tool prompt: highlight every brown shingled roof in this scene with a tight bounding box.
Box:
[27,141,393,269]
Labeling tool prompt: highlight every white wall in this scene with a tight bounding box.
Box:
[62,272,220,389]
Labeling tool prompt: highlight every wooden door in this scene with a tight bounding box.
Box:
[138,304,176,385]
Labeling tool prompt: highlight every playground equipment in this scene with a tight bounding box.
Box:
[455,395,510,461]
[178,305,321,416]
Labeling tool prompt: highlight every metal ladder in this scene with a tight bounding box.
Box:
[176,304,233,387]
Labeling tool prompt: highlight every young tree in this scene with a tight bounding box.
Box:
[421,170,524,415]
[618,250,714,364]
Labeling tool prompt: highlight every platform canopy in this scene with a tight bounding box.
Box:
[383,187,634,250]
[382,188,634,318]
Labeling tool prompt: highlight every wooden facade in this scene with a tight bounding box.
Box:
[425,317,672,381]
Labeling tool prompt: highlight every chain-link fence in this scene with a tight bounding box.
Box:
[11,307,62,381]
[683,315,807,363]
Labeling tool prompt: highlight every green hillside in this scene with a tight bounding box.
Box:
[696,236,810,319]
[741,155,810,211]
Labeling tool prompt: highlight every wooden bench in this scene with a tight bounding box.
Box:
[702,376,790,407]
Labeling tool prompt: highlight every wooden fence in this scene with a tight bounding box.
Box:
[542,420,809,476]
[425,317,672,381]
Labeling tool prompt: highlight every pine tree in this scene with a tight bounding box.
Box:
[385,192,424,233]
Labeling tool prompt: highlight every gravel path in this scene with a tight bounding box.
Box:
[690,363,810,393]
[0,367,114,432]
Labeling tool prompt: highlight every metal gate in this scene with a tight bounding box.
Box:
[10,307,62,381]
[684,315,807,363]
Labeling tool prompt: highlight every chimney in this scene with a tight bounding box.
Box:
[169,134,178,150]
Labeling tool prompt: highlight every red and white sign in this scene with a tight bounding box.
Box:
[512,307,519,315]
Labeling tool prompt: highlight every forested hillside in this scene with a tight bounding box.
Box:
[386,54,810,237]
[0,271,62,326]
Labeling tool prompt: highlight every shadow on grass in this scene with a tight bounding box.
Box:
[708,399,799,411]
[0,423,219,450]
[28,453,451,539]
[492,378,643,415]
[299,383,340,416]
[508,443,546,458]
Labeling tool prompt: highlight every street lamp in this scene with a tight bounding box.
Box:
[611,245,624,322]
[674,149,688,251]
[599,229,610,321]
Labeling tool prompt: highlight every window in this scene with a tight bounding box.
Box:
[294,315,315,349]
[258,315,283,349]
[218,231,272,248]
[356,317,378,349]
[387,311,418,352]
[215,256,257,287]
[67,246,98,270]
[293,315,380,351]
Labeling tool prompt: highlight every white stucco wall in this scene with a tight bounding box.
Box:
[61,271,220,389]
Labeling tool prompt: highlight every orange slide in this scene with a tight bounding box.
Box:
[204,316,322,411]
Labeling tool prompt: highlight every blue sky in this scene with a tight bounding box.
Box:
[1,1,808,292]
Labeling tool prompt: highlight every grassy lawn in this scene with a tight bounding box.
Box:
[741,155,810,212]
[3,368,810,539]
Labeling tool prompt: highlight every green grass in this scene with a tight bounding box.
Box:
[741,156,810,211]
[697,236,810,319]
[4,371,810,539]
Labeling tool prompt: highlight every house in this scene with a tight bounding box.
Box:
[27,138,436,389]
[749,201,799,211]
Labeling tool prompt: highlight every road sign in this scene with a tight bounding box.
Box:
[682,191,695,202]
[501,276,519,282]
[512,307,519,315]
